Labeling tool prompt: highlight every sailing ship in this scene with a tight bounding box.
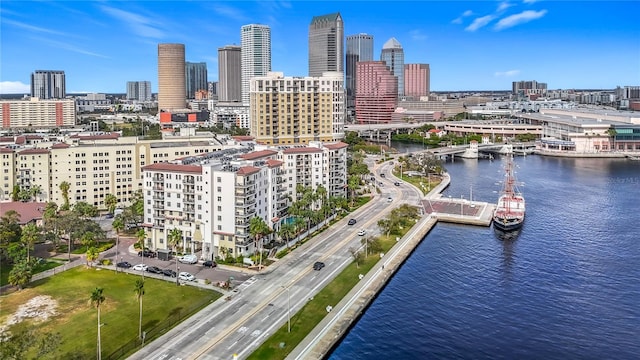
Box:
[493,154,525,231]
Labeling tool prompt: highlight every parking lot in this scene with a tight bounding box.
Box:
[110,237,253,288]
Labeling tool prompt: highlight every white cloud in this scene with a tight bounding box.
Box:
[409,29,428,41]
[523,0,539,4]
[465,15,495,32]
[452,10,473,24]
[2,19,70,36]
[211,4,248,22]
[494,10,548,30]
[100,5,164,39]
[494,70,521,77]
[31,36,109,58]
[497,2,513,12]
[0,81,30,94]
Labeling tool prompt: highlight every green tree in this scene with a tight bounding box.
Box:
[347,175,361,207]
[11,184,20,201]
[134,279,145,340]
[168,228,182,286]
[86,246,99,267]
[59,181,70,210]
[349,247,362,268]
[80,231,96,249]
[104,193,118,215]
[249,216,272,269]
[89,287,105,360]
[8,261,32,290]
[20,223,40,263]
[112,216,124,272]
[74,201,98,218]
[0,210,22,261]
[277,223,296,250]
[29,184,42,202]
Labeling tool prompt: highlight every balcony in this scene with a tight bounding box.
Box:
[236,180,256,188]
[153,194,164,200]
[235,188,256,197]
[153,185,164,191]
[184,186,195,194]
[183,196,195,204]
[154,201,164,209]
[183,177,195,184]
[152,176,164,183]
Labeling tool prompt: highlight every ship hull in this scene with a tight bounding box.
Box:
[492,215,524,231]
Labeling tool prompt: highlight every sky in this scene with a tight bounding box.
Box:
[1,0,639,94]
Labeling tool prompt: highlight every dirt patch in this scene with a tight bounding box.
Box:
[0,295,58,336]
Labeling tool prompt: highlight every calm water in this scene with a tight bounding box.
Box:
[329,147,640,359]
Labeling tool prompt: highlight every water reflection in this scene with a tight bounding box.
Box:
[495,227,519,282]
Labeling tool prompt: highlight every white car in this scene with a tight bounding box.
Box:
[387,197,393,202]
[178,254,198,264]
[358,229,366,236]
[132,264,148,271]
[178,272,195,281]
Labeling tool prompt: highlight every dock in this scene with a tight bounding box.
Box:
[422,196,495,226]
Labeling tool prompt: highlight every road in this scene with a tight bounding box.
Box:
[128,157,423,360]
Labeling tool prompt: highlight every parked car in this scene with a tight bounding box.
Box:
[313,261,325,271]
[162,269,177,277]
[203,260,217,268]
[380,173,385,178]
[116,261,132,269]
[132,264,148,272]
[387,197,393,202]
[348,218,357,225]
[178,272,196,281]
[146,266,163,274]
[358,229,366,236]
[394,182,401,186]
[178,254,198,264]
[138,250,156,258]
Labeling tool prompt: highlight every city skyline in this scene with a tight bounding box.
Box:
[1,1,638,94]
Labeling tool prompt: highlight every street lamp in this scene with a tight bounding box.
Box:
[282,286,291,333]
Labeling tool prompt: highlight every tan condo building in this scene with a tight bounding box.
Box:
[249,71,345,145]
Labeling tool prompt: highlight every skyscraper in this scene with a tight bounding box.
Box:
[126,81,152,101]
[346,34,373,109]
[185,62,208,100]
[404,64,430,98]
[308,13,344,77]
[218,45,242,102]
[380,38,405,97]
[31,70,65,99]
[241,24,271,105]
[355,61,397,124]
[158,43,186,111]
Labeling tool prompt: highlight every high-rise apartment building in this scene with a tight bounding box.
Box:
[185,62,208,100]
[355,61,398,124]
[241,24,271,105]
[218,45,242,102]
[126,81,152,101]
[1,98,76,128]
[404,64,430,98]
[158,43,186,111]
[512,80,548,97]
[380,38,405,97]
[308,13,344,77]
[249,72,345,145]
[346,34,374,110]
[31,70,65,99]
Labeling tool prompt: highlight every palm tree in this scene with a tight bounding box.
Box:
[59,181,70,210]
[20,223,40,263]
[135,228,146,279]
[86,247,99,267]
[89,287,105,360]
[134,279,145,340]
[347,175,360,207]
[112,216,124,272]
[29,185,42,202]
[278,223,296,250]
[104,194,118,215]
[167,228,182,286]
[249,216,272,270]
[607,128,618,151]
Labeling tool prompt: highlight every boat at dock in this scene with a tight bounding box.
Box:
[493,154,525,231]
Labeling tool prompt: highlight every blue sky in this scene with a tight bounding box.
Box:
[1,1,638,94]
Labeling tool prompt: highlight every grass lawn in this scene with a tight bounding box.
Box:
[394,169,442,196]
[248,234,400,360]
[0,266,221,359]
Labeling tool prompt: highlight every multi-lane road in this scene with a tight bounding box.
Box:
[128,156,423,360]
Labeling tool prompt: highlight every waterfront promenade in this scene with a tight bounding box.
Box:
[286,169,496,359]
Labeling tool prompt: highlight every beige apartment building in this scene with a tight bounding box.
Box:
[1,98,76,129]
[0,132,235,208]
[249,71,345,145]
